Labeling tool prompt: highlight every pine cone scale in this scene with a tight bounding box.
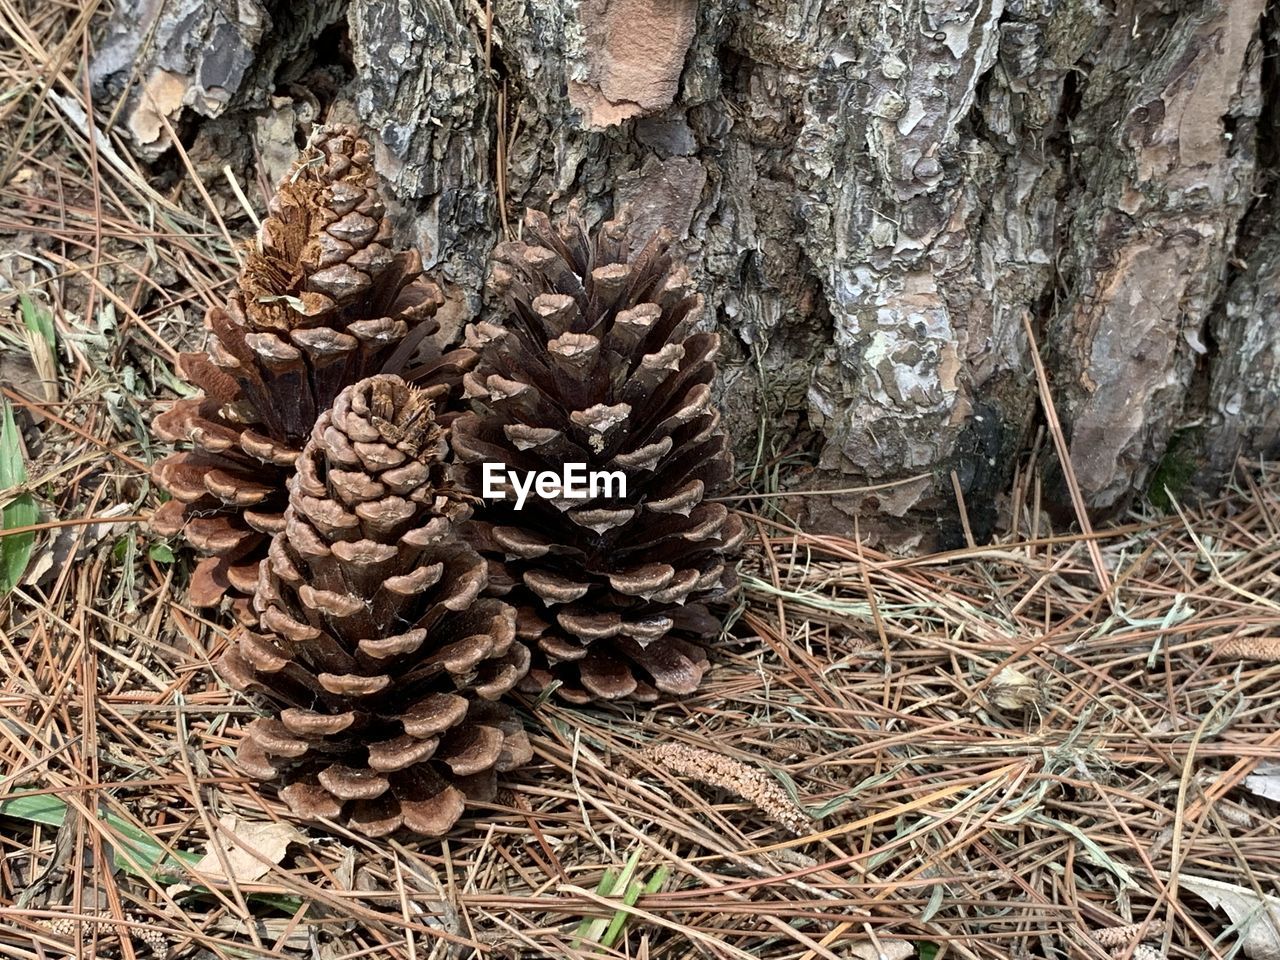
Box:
[367,734,439,773]
[278,782,343,820]
[280,708,355,736]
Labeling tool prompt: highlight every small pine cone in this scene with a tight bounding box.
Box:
[219,375,531,837]
[1216,635,1280,661]
[152,126,474,610]
[1093,919,1167,948]
[451,210,745,703]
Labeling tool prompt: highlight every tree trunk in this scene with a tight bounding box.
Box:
[93,0,1280,549]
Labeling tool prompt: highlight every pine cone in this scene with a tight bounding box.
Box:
[220,375,531,837]
[151,126,474,611]
[451,211,745,703]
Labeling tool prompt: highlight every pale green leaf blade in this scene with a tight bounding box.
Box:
[0,400,37,593]
[18,294,55,349]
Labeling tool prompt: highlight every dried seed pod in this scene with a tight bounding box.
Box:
[1216,635,1280,661]
[152,125,475,612]
[644,742,807,836]
[452,210,744,703]
[221,375,531,837]
[986,666,1045,712]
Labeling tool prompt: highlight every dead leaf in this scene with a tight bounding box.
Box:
[845,942,913,960]
[23,502,133,588]
[1244,762,1280,803]
[129,70,188,151]
[1180,875,1280,959]
[170,815,302,894]
[987,665,1044,711]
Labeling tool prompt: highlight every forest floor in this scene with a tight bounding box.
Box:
[4,4,1280,960]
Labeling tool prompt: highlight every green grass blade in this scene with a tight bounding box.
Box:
[0,792,199,880]
[574,847,645,950]
[0,792,303,911]
[0,400,37,593]
[600,863,669,949]
[572,867,620,944]
[18,294,55,350]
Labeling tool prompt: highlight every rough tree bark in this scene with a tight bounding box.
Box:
[93,0,1280,549]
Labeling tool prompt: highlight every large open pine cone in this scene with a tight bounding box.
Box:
[451,210,745,703]
[152,126,473,611]
[220,375,531,837]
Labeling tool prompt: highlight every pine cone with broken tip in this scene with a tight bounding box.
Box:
[220,375,531,838]
[450,210,745,703]
[151,125,474,613]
